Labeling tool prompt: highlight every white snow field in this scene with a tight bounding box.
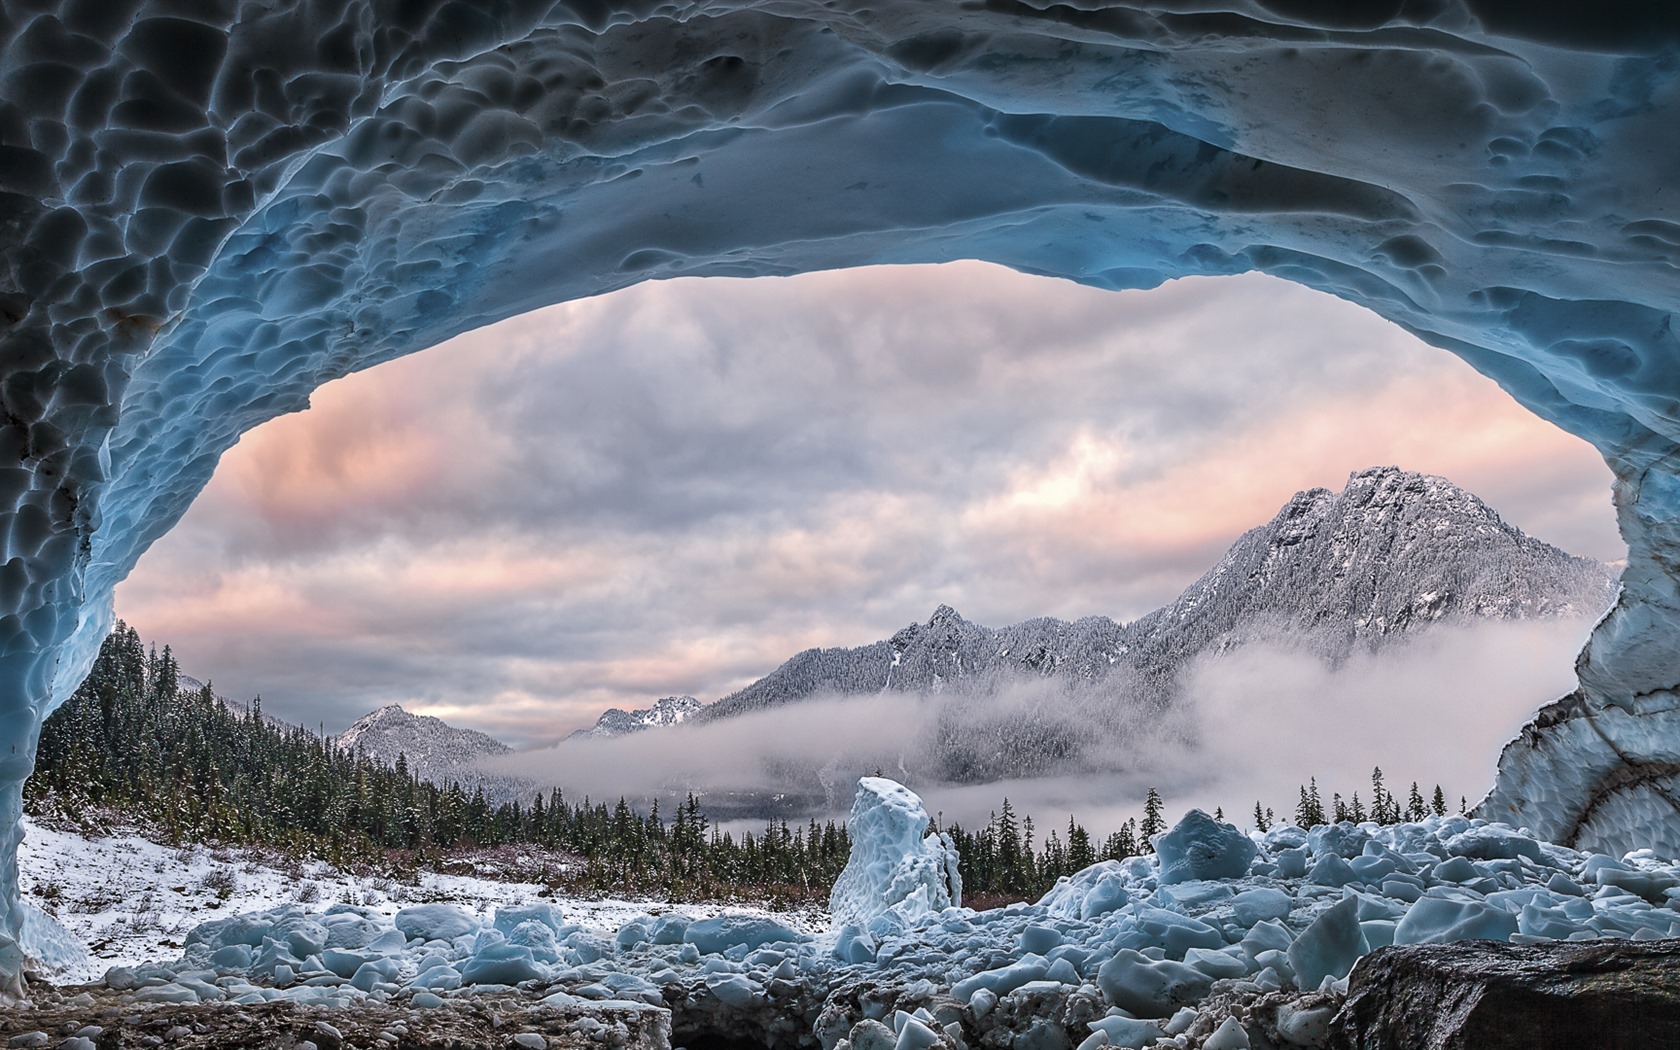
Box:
[3,0,1680,990]
[14,818,825,987]
[26,779,1680,1050]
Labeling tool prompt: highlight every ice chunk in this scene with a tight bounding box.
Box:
[18,900,89,977]
[705,973,763,1008]
[829,777,961,927]
[1154,810,1256,884]
[833,924,878,964]
[1276,1003,1333,1046]
[1039,862,1132,920]
[1088,1015,1165,1049]
[683,915,804,955]
[951,955,1050,1003]
[1443,826,1544,862]
[1393,896,1519,945]
[651,914,690,945]
[460,940,545,986]
[1118,906,1225,957]
[1203,1017,1250,1050]
[493,904,565,937]
[394,904,479,942]
[1306,853,1359,888]
[1231,888,1292,927]
[1286,896,1368,989]
[1096,950,1213,1018]
[1308,824,1370,859]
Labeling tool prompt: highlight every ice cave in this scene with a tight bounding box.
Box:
[0,0,1678,993]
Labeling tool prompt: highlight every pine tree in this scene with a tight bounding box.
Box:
[1332,793,1348,823]
[1252,801,1270,832]
[1406,782,1426,823]
[1350,791,1366,824]
[1141,788,1165,851]
[1432,785,1448,817]
[1116,818,1138,859]
[1214,806,1224,822]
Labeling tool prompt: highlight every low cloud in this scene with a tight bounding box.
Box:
[485,616,1597,838]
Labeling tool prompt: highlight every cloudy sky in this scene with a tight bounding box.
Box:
[114,263,1621,752]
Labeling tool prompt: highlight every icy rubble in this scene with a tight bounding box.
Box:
[86,780,1680,1049]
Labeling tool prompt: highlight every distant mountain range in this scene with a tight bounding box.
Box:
[565,696,703,741]
[333,467,1618,799]
[694,466,1615,725]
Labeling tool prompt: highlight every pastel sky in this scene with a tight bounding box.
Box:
[114,263,1622,748]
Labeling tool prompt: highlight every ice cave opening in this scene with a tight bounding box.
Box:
[1,0,1677,989]
[113,261,1623,839]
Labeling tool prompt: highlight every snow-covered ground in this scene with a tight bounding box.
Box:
[17,818,826,985]
[21,781,1680,1049]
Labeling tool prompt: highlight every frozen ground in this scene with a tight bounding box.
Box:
[17,780,1680,1049]
[16,818,826,986]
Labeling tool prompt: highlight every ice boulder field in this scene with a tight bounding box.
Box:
[4,777,1678,1048]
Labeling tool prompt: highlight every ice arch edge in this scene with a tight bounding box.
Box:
[2,0,1679,989]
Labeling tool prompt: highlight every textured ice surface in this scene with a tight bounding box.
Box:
[829,778,961,929]
[1,0,1679,983]
[82,802,1680,1048]
[1153,811,1257,886]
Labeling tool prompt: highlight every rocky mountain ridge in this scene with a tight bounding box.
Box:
[565,696,704,742]
[695,466,1617,723]
[336,704,513,790]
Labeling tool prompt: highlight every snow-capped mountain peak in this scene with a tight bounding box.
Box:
[336,704,511,786]
[567,696,704,741]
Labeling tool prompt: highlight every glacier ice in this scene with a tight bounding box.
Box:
[69,798,1680,1046]
[1153,810,1257,885]
[829,777,962,929]
[0,0,1679,983]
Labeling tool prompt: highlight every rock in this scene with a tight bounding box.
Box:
[1330,939,1680,1049]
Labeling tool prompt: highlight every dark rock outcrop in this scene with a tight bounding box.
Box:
[1330,939,1680,1050]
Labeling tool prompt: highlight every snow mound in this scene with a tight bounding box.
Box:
[829,778,962,929]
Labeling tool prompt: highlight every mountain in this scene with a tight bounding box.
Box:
[566,696,704,741]
[177,675,299,730]
[336,704,512,789]
[696,466,1617,724]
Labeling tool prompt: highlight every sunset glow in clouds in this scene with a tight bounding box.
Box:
[114,264,1622,746]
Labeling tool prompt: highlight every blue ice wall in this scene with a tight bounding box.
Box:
[1,0,1677,985]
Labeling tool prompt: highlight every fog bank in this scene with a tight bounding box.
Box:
[486,615,1595,836]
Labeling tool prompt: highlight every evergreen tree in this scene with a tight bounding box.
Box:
[1432,785,1448,817]
[1295,778,1327,828]
[1140,788,1165,851]
[1252,801,1270,832]
[1406,782,1427,823]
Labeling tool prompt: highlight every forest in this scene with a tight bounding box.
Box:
[25,622,1454,904]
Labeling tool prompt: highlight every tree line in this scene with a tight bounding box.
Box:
[24,622,854,898]
[25,622,1463,905]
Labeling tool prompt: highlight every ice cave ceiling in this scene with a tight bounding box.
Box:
[0,0,1678,977]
